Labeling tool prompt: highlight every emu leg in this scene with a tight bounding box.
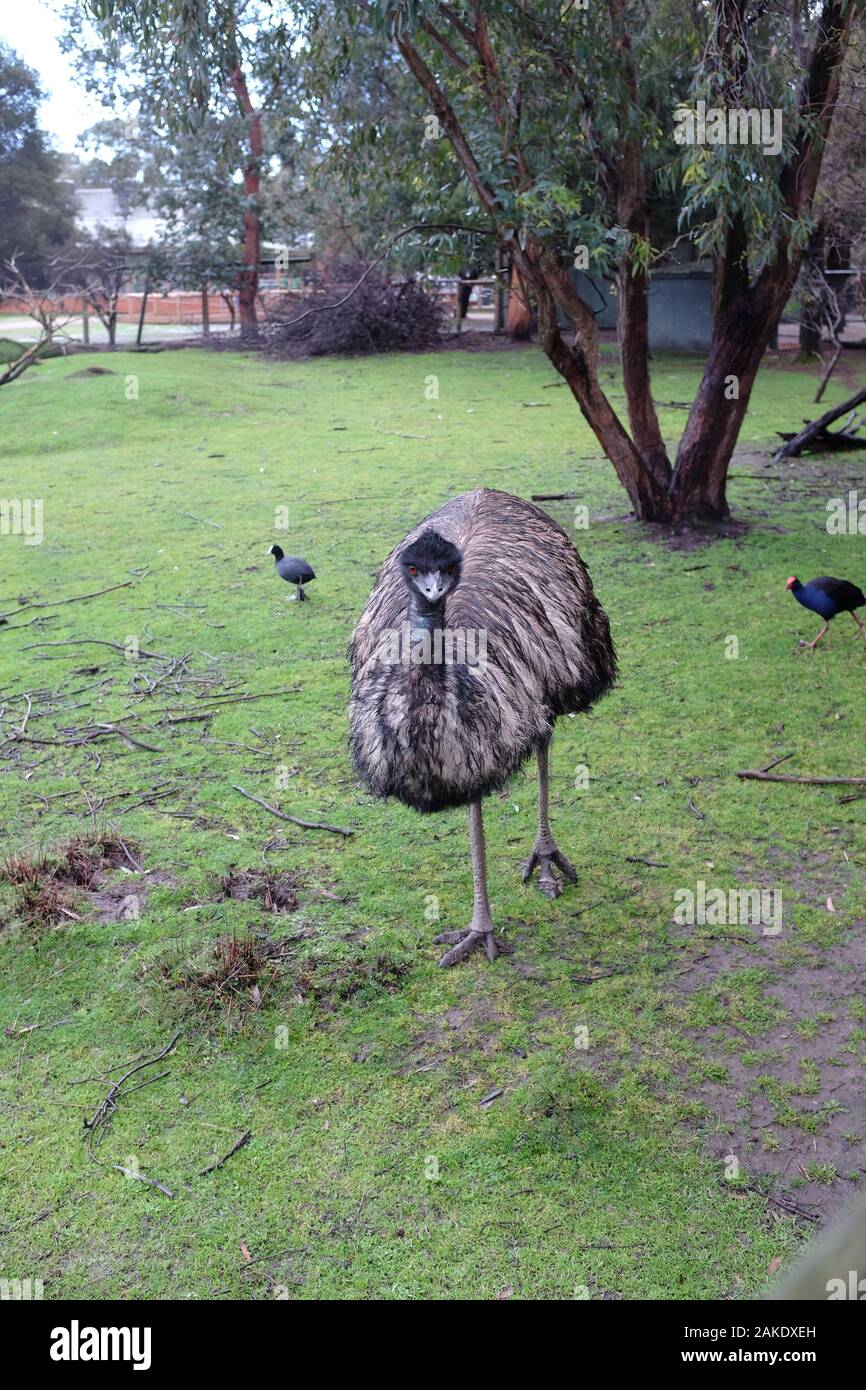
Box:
[435,800,511,967]
[521,737,577,899]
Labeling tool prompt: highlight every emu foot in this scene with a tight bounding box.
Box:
[434,923,512,968]
[521,839,577,899]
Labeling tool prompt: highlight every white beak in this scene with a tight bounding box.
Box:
[420,571,445,601]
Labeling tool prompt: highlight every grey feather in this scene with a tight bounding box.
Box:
[348,489,616,813]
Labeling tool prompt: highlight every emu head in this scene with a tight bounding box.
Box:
[399,530,462,605]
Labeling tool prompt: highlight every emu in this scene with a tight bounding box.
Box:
[349,489,616,966]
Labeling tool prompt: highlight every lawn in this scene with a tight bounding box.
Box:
[1,341,865,1300]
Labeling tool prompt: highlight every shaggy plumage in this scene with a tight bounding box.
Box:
[349,489,616,811]
[349,489,616,966]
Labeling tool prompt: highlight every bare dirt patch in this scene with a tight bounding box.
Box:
[671,838,866,1223]
[54,835,143,888]
[0,836,176,929]
[220,868,300,913]
[294,951,410,1008]
[675,925,866,1223]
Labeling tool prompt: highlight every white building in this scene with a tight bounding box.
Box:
[74,188,165,247]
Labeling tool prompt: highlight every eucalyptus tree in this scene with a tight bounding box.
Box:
[0,44,77,280]
[78,1,859,522]
[273,12,485,276]
[71,1,302,334]
[342,0,858,523]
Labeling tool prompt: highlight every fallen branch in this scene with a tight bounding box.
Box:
[7,724,162,754]
[231,784,353,836]
[737,769,866,786]
[111,1164,174,1198]
[198,1129,252,1177]
[84,1030,182,1146]
[194,688,298,706]
[772,384,866,462]
[0,580,132,623]
[531,491,581,501]
[22,638,169,660]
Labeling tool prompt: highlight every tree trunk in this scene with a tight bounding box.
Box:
[507,262,532,339]
[201,285,210,336]
[220,291,237,331]
[799,317,822,359]
[136,279,149,346]
[229,64,262,337]
[669,0,853,521]
[799,222,825,359]
[533,263,672,521]
[670,292,783,520]
[609,0,671,490]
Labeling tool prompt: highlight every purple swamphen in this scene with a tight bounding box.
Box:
[786,575,865,648]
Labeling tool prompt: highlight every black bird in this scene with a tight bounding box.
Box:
[787,574,866,648]
[268,545,315,601]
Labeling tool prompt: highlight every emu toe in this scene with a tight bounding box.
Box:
[434,926,512,967]
[521,842,578,899]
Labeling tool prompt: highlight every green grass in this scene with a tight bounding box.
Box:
[1,342,865,1300]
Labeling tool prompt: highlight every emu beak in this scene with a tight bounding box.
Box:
[421,572,445,600]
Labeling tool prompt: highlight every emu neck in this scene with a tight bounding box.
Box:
[409,592,445,634]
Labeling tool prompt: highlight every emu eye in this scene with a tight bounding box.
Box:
[408,565,417,576]
[447,565,456,575]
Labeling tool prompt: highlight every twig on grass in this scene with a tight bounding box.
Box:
[194,688,298,706]
[0,614,60,632]
[118,838,143,872]
[7,724,163,754]
[84,1030,182,1147]
[22,638,169,660]
[745,1183,819,1222]
[110,1164,174,1198]
[232,784,353,837]
[759,752,795,774]
[737,769,866,786]
[4,1017,71,1038]
[198,1130,252,1177]
[0,580,132,623]
[531,491,581,501]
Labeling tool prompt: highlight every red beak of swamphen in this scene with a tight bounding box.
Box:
[785,576,797,590]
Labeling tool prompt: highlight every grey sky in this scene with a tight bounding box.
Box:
[1,1,105,151]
